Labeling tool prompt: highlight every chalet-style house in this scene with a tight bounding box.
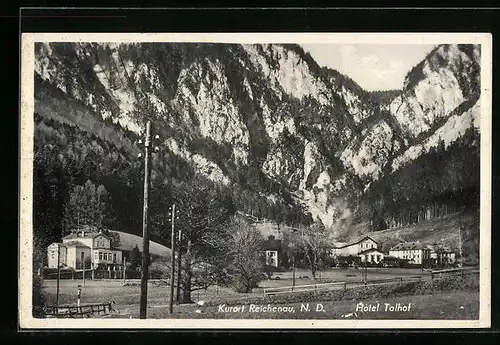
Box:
[263,235,282,267]
[330,236,378,257]
[389,242,431,266]
[47,229,123,270]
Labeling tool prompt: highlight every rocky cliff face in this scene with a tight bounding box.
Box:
[33,42,481,229]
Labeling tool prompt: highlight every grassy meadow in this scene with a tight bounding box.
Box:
[40,267,479,320]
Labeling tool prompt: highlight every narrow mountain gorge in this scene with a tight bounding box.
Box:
[33,42,481,246]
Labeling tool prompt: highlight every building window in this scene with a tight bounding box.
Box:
[113,254,116,263]
[99,253,103,260]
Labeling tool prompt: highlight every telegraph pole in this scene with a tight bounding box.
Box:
[56,244,61,312]
[176,225,183,305]
[139,121,153,319]
[458,210,465,267]
[123,257,127,285]
[169,204,176,314]
[290,230,297,288]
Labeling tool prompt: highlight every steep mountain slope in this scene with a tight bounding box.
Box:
[33,42,482,241]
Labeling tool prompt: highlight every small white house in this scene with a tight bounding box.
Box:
[47,243,67,268]
[48,229,122,270]
[265,250,279,267]
[263,235,282,268]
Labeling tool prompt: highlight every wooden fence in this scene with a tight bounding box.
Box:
[44,302,115,318]
[264,266,479,296]
[263,274,426,296]
[42,269,145,280]
[430,266,479,280]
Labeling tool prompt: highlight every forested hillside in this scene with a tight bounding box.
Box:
[32,42,482,262]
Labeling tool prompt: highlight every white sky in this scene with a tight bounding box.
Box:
[301,44,436,91]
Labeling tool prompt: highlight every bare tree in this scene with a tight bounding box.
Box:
[207,216,265,293]
[172,177,235,303]
[293,220,332,280]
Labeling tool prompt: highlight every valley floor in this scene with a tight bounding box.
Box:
[40,267,479,320]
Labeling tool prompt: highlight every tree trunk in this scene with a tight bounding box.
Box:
[181,239,193,304]
[245,275,252,293]
[182,271,192,303]
[307,251,317,280]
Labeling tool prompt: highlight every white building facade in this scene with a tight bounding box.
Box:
[389,242,431,266]
[331,236,378,257]
[358,248,385,264]
[47,230,122,269]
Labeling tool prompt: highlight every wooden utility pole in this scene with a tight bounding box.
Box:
[123,257,127,285]
[458,223,464,267]
[169,204,176,314]
[139,120,152,319]
[176,226,183,305]
[56,244,61,312]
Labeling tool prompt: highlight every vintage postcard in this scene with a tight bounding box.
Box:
[19,32,492,329]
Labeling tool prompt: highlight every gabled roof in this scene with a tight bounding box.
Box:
[390,242,427,251]
[334,236,377,249]
[263,236,282,251]
[358,248,385,255]
[63,231,110,240]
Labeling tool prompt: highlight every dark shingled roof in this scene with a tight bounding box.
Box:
[334,236,377,249]
[63,231,110,240]
[263,236,282,251]
[358,248,385,255]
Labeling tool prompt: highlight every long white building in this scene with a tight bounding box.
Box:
[389,242,431,265]
[330,236,378,257]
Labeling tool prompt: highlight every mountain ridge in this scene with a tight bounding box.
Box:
[33,42,481,244]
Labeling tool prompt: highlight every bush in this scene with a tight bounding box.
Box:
[149,261,170,280]
[231,272,264,293]
[32,275,46,318]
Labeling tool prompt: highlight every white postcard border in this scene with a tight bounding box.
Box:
[19,32,492,329]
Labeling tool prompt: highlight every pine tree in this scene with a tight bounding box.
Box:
[63,180,113,233]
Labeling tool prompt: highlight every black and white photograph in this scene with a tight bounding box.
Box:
[19,33,492,328]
